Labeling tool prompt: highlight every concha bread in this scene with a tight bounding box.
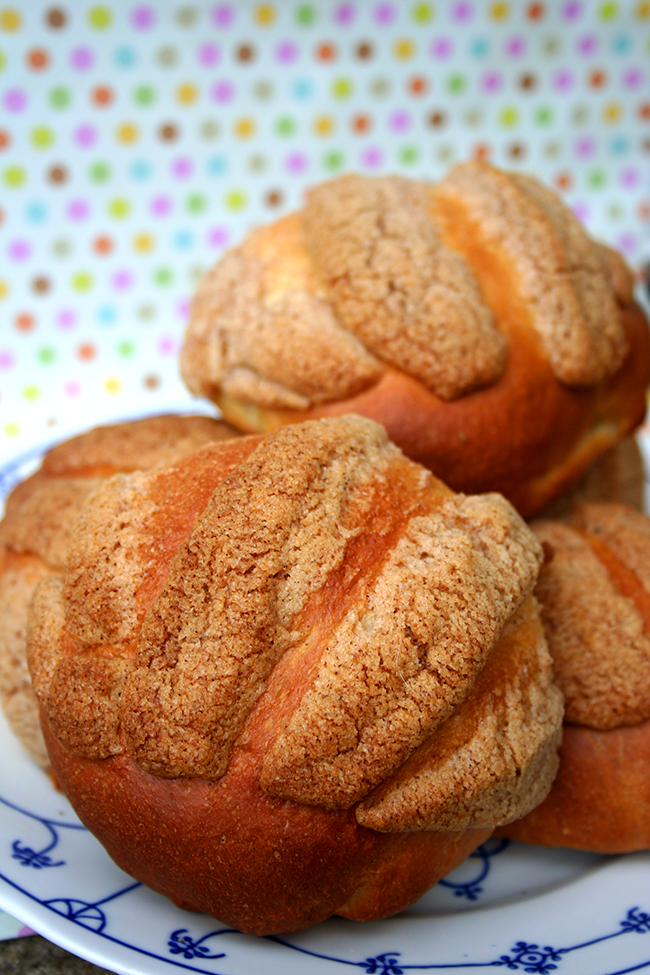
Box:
[181,161,650,517]
[0,413,239,768]
[29,415,563,934]
[499,502,650,852]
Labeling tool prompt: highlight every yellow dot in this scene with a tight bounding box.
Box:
[499,106,519,127]
[71,271,94,291]
[254,4,276,24]
[105,377,123,394]
[116,123,139,144]
[23,385,40,402]
[4,422,20,437]
[602,102,623,123]
[225,190,247,211]
[599,1,619,17]
[0,8,21,30]
[31,126,55,149]
[109,198,131,218]
[176,83,198,105]
[234,117,256,138]
[133,232,155,252]
[490,2,510,18]
[393,38,416,59]
[313,115,335,136]
[0,279,9,298]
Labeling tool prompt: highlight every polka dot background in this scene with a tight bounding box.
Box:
[1,0,649,461]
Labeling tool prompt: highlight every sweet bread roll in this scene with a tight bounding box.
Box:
[0,413,239,767]
[499,502,650,852]
[181,161,650,518]
[29,415,563,934]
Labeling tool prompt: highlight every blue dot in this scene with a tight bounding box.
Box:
[292,78,314,99]
[612,33,632,54]
[25,201,48,223]
[115,46,136,67]
[207,155,228,176]
[611,136,630,155]
[173,228,195,250]
[471,37,490,57]
[130,159,152,180]
[97,305,117,325]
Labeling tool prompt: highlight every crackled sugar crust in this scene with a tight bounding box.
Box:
[30,416,563,833]
[0,414,239,767]
[182,161,630,411]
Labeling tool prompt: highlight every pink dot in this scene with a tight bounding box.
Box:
[158,335,180,354]
[553,69,574,92]
[211,80,235,103]
[0,350,15,370]
[361,146,384,169]
[211,4,236,27]
[74,124,98,148]
[275,40,298,63]
[3,88,27,112]
[572,202,590,222]
[171,157,193,179]
[70,46,95,70]
[575,136,596,158]
[334,3,356,25]
[150,195,173,217]
[131,6,155,29]
[482,71,503,93]
[619,167,640,189]
[617,233,637,255]
[286,152,309,174]
[112,269,134,290]
[8,239,31,261]
[374,3,396,24]
[198,43,221,66]
[563,1,582,19]
[506,36,526,57]
[64,380,81,396]
[207,226,230,247]
[389,110,412,133]
[623,69,644,88]
[576,34,598,55]
[67,199,90,221]
[452,1,474,20]
[57,308,77,329]
[430,37,454,59]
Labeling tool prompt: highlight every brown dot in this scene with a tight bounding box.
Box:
[265,189,284,207]
[236,43,256,63]
[0,130,10,150]
[159,123,179,141]
[527,2,545,18]
[92,85,114,107]
[46,8,67,28]
[15,313,35,332]
[355,41,374,59]
[48,164,68,184]
[428,110,447,128]
[351,113,372,134]
[519,73,537,91]
[93,235,113,255]
[0,208,4,225]
[641,137,650,153]
[32,277,52,295]
[27,48,50,70]
[143,373,161,390]
[77,342,97,361]
[316,42,336,61]
[408,75,429,96]
[508,142,526,159]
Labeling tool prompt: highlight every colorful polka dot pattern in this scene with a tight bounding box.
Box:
[1,1,649,457]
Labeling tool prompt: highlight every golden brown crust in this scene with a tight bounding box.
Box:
[182,165,650,518]
[0,414,240,766]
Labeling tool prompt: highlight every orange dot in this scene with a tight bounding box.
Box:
[0,130,10,150]
[638,102,650,121]
[408,75,429,96]
[27,47,50,69]
[92,85,114,107]
[316,41,336,61]
[589,69,607,88]
[77,342,97,361]
[527,2,545,18]
[554,170,573,191]
[473,142,492,161]
[15,312,35,331]
[0,208,4,224]
[637,201,650,221]
[93,235,113,255]
[352,113,372,134]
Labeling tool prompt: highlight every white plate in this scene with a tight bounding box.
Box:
[1,438,650,975]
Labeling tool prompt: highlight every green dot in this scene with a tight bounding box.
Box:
[50,86,71,109]
[186,193,207,214]
[599,1,619,18]
[323,150,345,171]
[588,168,607,189]
[134,84,156,106]
[225,190,247,211]
[37,346,57,365]
[3,166,26,188]
[31,126,55,149]
[154,267,174,286]
[71,271,94,292]
[447,74,467,95]
[275,115,297,137]
[295,4,316,24]
[88,6,112,28]
[412,3,434,23]
[535,106,554,126]
[0,51,6,71]
[23,385,40,402]
[117,340,135,357]
[89,161,111,183]
[399,145,420,166]
[331,77,353,99]
[108,198,130,219]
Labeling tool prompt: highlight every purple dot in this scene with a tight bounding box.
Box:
[211,80,235,103]
[70,46,95,71]
[74,125,98,148]
[207,226,230,248]
[3,88,27,112]
[553,69,575,92]
[64,380,81,396]
[211,4,235,27]
[481,71,503,94]
[175,302,189,321]
[0,351,16,370]
[8,239,31,261]
[112,269,134,290]
[563,2,582,19]
[131,6,155,29]
[619,167,640,189]
[159,334,179,354]
[389,110,412,133]
[623,69,644,88]
[452,2,474,20]
[572,202,590,223]
[373,3,396,24]
[334,3,356,25]
[67,199,90,221]
[171,157,193,179]
[57,308,77,329]
[275,40,298,63]
[198,43,221,67]
[575,136,596,158]
[286,152,309,174]
[361,146,384,169]
[576,35,598,55]
[617,233,637,255]
[150,195,173,217]
[430,37,454,59]
[506,36,527,57]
